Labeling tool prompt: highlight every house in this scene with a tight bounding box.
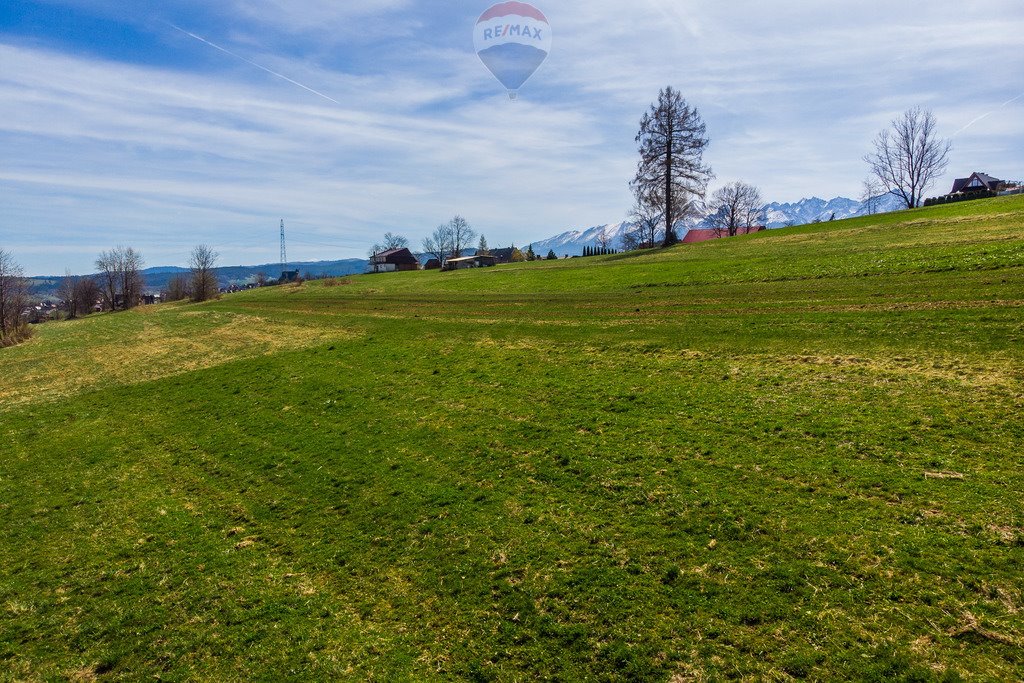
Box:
[950,172,1005,194]
[367,248,420,273]
[443,254,498,271]
[487,247,516,264]
[423,258,442,270]
[682,226,766,244]
[924,172,1022,206]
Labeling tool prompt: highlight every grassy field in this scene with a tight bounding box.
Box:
[2,196,1023,681]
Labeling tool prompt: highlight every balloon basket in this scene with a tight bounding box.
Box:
[507,90,518,102]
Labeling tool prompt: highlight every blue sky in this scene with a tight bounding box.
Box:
[2,0,1022,275]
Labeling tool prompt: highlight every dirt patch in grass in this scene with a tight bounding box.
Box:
[763,353,1022,392]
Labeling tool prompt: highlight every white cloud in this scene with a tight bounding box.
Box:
[0,41,632,274]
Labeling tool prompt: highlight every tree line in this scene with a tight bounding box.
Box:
[0,249,32,347]
[84,244,222,311]
[0,243,228,348]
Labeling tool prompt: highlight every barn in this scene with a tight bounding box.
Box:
[368,248,420,273]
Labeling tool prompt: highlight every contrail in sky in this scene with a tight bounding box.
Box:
[951,91,1024,138]
[165,22,342,105]
[644,0,701,37]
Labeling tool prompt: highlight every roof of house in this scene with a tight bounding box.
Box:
[682,226,765,244]
[951,172,1002,194]
[487,247,516,259]
[372,247,419,265]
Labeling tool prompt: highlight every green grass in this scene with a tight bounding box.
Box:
[2,196,1023,681]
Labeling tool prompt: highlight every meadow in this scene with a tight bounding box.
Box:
[1,196,1022,681]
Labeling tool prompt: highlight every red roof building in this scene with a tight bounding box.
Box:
[682,226,766,244]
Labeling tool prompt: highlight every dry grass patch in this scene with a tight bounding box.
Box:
[0,310,350,408]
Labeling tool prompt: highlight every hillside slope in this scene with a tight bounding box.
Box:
[2,197,1023,681]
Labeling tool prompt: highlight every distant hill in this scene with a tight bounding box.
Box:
[141,259,368,292]
[141,266,190,275]
[530,194,906,256]
[29,259,368,300]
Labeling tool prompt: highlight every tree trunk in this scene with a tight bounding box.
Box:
[664,133,673,247]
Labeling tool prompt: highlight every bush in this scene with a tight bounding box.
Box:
[924,190,995,207]
[0,323,33,348]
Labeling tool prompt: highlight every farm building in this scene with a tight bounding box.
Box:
[368,248,420,273]
[486,247,517,264]
[444,254,498,271]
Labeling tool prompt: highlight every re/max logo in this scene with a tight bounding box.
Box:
[482,24,544,41]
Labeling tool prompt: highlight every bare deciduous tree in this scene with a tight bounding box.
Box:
[632,86,713,246]
[74,277,100,315]
[121,247,145,309]
[189,245,219,302]
[596,228,612,251]
[707,182,764,237]
[165,274,191,302]
[422,224,453,268]
[0,249,31,344]
[447,215,477,259]
[626,201,664,249]
[382,232,409,250]
[865,107,951,209]
[57,270,78,319]
[57,271,99,319]
[95,246,144,311]
[95,250,118,311]
[620,229,642,252]
[860,177,885,215]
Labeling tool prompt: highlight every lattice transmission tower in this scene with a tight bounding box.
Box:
[279,220,287,276]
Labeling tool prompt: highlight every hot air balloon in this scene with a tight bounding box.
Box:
[473,2,552,100]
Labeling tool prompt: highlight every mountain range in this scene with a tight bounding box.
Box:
[525,221,634,258]
[758,193,905,228]
[530,194,906,257]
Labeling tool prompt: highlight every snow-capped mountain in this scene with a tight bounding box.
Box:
[530,195,906,255]
[756,193,905,228]
[527,221,633,258]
